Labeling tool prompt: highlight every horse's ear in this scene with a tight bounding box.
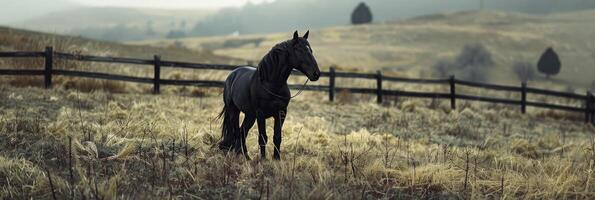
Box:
[293,31,299,41]
[303,30,309,40]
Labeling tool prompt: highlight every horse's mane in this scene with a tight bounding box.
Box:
[271,40,292,52]
[257,40,293,82]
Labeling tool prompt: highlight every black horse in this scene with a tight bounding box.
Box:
[218,31,320,160]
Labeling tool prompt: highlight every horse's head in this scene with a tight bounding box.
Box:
[288,30,320,81]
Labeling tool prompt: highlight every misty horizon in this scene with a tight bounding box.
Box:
[70,0,274,9]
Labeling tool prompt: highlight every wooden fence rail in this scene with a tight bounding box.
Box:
[0,47,593,125]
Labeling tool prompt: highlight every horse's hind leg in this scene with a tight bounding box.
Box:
[239,114,256,160]
[219,103,241,153]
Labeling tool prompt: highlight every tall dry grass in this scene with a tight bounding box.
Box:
[1,86,594,199]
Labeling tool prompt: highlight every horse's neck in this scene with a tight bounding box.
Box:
[258,51,292,84]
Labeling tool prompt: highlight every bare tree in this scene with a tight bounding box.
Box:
[432,43,493,81]
[513,61,536,82]
[455,43,494,68]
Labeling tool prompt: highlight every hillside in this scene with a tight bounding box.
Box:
[0,26,244,93]
[0,26,236,63]
[11,7,214,42]
[186,0,595,37]
[0,0,79,24]
[132,10,595,90]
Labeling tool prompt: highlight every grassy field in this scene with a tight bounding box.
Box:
[0,85,594,199]
[132,10,595,90]
[1,10,595,199]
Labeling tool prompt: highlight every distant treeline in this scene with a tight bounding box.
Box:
[188,0,595,37]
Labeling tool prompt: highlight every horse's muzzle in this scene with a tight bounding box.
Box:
[310,71,320,81]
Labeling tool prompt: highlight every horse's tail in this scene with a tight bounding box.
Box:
[217,104,239,152]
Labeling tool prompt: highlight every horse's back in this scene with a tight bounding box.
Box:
[224,66,256,112]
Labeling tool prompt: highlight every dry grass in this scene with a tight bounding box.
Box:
[1,85,594,199]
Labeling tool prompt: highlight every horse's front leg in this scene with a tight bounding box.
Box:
[273,109,286,160]
[256,110,268,159]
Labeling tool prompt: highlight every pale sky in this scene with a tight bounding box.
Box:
[71,0,275,9]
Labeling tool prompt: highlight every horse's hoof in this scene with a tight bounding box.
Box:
[218,144,233,152]
[273,155,281,160]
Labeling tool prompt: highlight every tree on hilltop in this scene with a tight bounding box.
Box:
[351,2,373,25]
[537,47,561,78]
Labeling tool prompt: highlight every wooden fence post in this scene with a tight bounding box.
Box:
[587,91,593,124]
[376,70,383,104]
[449,75,456,110]
[44,46,53,89]
[521,82,527,114]
[591,92,595,125]
[153,55,161,94]
[329,67,336,102]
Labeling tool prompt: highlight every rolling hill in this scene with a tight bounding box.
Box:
[10,7,214,42]
[132,10,595,90]
[0,26,244,93]
[0,0,80,24]
[187,0,595,37]
[0,26,238,63]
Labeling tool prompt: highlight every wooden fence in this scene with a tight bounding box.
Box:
[1,46,594,125]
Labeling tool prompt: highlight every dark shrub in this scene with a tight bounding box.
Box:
[537,47,561,78]
[513,61,536,82]
[455,43,494,68]
[433,43,493,82]
[351,2,373,25]
[454,43,494,82]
